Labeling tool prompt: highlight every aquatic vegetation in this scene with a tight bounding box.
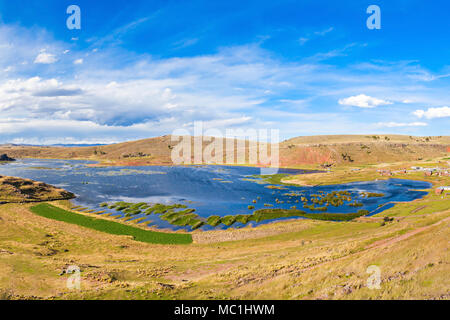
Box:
[221,215,238,226]
[114,203,130,211]
[104,202,188,218]
[235,215,250,224]
[248,205,255,209]
[349,201,364,207]
[265,185,287,190]
[190,220,205,229]
[307,191,352,207]
[251,208,369,222]
[161,210,204,230]
[124,209,142,215]
[207,215,222,227]
[362,192,385,198]
[144,203,188,215]
[303,204,327,211]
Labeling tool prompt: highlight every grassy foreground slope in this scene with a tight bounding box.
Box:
[0,189,448,299]
[30,203,192,245]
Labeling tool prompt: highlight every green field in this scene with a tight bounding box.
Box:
[30,203,192,244]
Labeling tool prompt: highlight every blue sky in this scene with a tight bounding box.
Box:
[0,0,449,144]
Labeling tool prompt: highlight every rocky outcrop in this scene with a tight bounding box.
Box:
[0,176,75,203]
[0,154,15,161]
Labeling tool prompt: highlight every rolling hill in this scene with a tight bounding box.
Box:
[0,134,448,167]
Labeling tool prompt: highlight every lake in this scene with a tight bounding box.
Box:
[0,159,431,230]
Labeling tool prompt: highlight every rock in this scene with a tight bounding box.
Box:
[0,154,15,162]
[342,285,353,295]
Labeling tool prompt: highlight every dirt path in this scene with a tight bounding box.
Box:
[364,216,450,250]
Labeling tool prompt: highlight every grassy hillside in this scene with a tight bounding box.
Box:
[0,134,448,167]
[0,197,448,299]
[279,134,450,167]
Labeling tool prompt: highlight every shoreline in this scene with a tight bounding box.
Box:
[2,157,446,236]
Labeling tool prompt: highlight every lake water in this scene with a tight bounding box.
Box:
[0,159,431,230]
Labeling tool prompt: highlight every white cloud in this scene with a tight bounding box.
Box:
[314,27,334,36]
[34,51,57,64]
[338,94,392,108]
[298,37,309,45]
[73,58,83,65]
[376,122,428,128]
[413,106,450,119]
[0,23,449,143]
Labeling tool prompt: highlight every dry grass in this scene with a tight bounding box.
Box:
[0,175,74,203]
[0,198,448,299]
[1,134,448,167]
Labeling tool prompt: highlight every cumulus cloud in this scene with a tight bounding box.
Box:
[34,51,58,64]
[338,94,392,108]
[73,58,83,65]
[413,106,450,119]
